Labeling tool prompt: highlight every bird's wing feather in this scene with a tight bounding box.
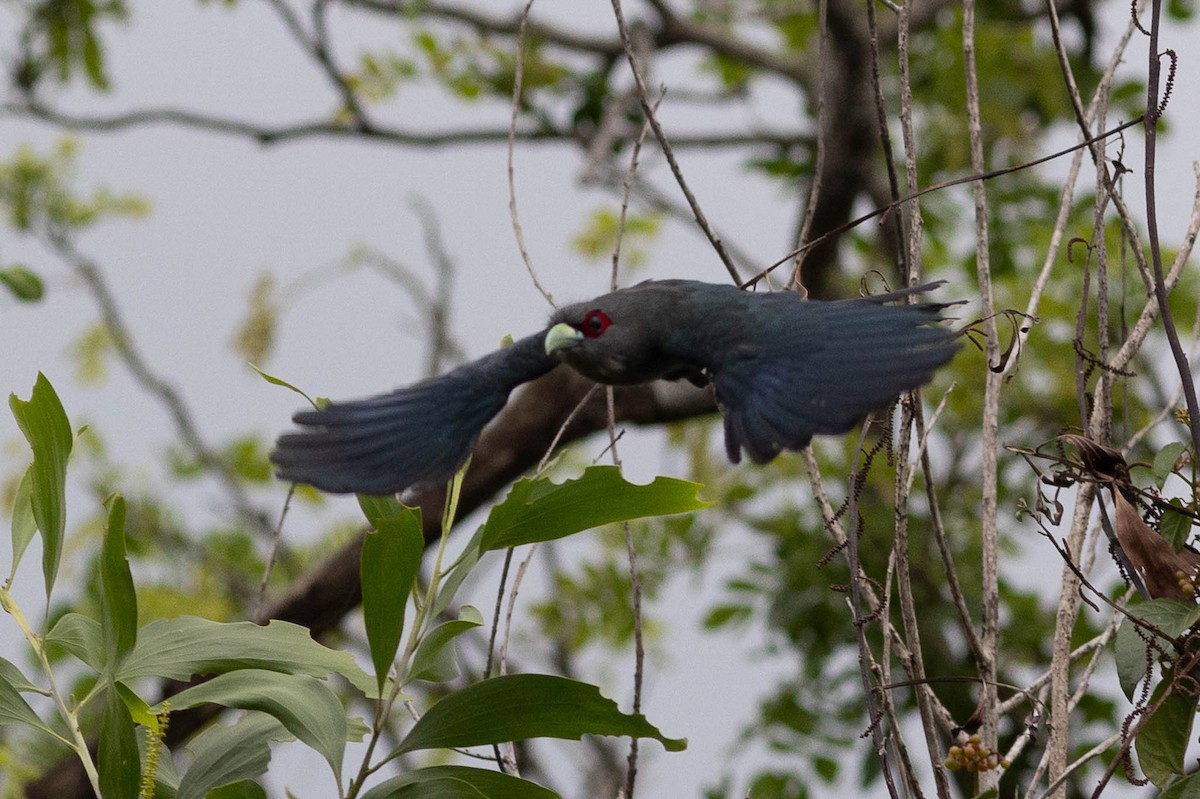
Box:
[271,331,556,495]
[708,295,959,464]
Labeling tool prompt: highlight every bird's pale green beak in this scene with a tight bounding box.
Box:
[544,322,584,355]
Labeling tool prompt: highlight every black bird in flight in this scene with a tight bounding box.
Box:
[271,279,960,495]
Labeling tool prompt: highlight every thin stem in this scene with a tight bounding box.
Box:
[0,588,101,793]
[1142,0,1200,459]
[961,0,1001,789]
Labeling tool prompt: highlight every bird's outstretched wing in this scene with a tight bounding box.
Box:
[271,331,556,495]
[707,286,960,464]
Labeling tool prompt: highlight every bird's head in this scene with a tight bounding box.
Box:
[544,282,695,385]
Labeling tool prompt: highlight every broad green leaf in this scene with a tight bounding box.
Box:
[1160,771,1200,799]
[1160,499,1193,551]
[1113,599,1200,699]
[0,670,59,740]
[405,606,483,686]
[0,657,45,695]
[479,466,710,551]
[1153,442,1189,487]
[98,682,140,799]
[362,765,560,799]
[9,373,73,600]
[359,498,425,693]
[1135,673,1197,787]
[9,467,36,581]
[118,616,377,698]
[99,495,137,671]
[396,673,686,755]
[177,711,291,799]
[208,781,268,799]
[358,494,410,527]
[156,669,346,784]
[0,264,45,301]
[46,612,104,669]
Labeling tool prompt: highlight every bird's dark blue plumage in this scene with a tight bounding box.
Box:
[271,331,556,495]
[271,279,960,494]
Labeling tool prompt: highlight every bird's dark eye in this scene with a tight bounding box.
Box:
[582,309,612,338]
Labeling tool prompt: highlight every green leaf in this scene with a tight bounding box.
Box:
[405,606,483,686]
[113,681,157,728]
[1160,499,1193,551]
[99,495,137,671]
[46,612,104,669]
[1168,0,1194,18]
[479,466,710,551]
[430,527,485,619]
[1153,442,1188,487]
[1113,600,1200,699]
[362,765,560,799]
[98,682,140,799]
[160,669,346,785]
[9,467,37,581]
[1135,673,1198,787]
[0,264,44,301]
[177,711,291,799]
[360,498,425,693]
[117,616,378,698]
[208,781,267,799]
[0,669,59,740]
[0,657,45,695]
[249,364,317,408]
[1160,771,1200,799]
[9,373,73,600]
[396,673,686,755]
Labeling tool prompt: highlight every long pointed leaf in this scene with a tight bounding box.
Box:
[9,373,73,600]
[8,468,36,581]
[159,669,346,785]
[99,495,137,671]
[118,616,376,697]
[0,670,59,740]
[396,673,686,754]
[98,681,140,799]
[480,466,709,551]
[178,711,290,799]
[405,606,483,686]
[362,765,560,799]
[359,497,424,693]
[1136,672,1198,787]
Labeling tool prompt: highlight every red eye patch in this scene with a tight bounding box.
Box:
[582,309,612,338]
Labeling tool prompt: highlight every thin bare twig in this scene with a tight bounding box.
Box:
[1142,0,1200,460]
[788,0,829,294]
[507,0,555,307]
[961,0,1002,790]
[741,117,1144,289]
[4,98,805,150]
[608,0,743,285]
[254,485,295,622]
[607,109,656,798]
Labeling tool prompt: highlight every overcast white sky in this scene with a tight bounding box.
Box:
[1,1,1198,797]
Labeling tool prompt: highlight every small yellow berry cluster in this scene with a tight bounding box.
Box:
[944,734,1009,773]
[1175,570,1198,598]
